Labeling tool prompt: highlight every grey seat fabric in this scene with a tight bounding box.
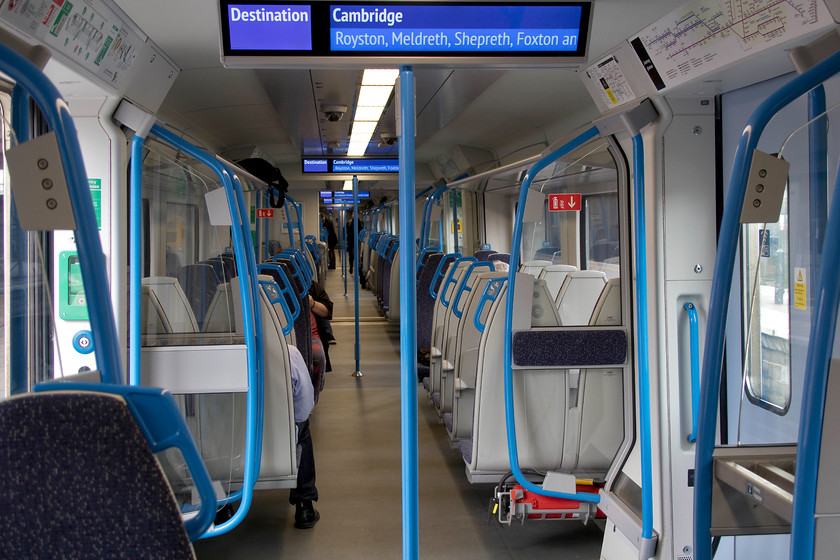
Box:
[0,392,195,559]
[474,250,496,261]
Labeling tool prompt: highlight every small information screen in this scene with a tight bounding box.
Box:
[333,191,371,198]
[221,1,591,63]
[302,158,398,174]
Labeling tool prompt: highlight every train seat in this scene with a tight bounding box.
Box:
[437,262,496,419]
[176,264,221,329]
[0,391,200,558]
[142,277,200,333]
[474,249,496,261]
[554,270,607,325]
[416,252,444,380]
[140,285,173,335]
[388,247,401,325]
[201,282,237,335]
[538,264,577,301]
[446,271,507,442]
[463,273,625,483]
[427,258,478,402]
[519,260,551,277]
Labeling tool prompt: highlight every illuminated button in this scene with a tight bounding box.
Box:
[73,330,95,354]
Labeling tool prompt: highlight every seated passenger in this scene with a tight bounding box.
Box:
[308,280,334,401]
[289,344,319,529]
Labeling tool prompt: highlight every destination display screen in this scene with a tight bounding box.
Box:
[333,191,370,198]
[302,158,398,174]
[220,1,591,60]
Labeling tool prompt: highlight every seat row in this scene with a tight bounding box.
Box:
[416,250,627,488]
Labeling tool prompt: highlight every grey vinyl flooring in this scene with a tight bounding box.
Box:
[193,266,603,559]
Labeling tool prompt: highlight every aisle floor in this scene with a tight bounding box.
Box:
[193,267,603,559]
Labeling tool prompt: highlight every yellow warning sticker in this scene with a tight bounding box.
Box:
[794,267,807,310]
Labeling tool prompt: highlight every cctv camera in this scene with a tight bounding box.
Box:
[322,104,347,122]
[379,132,398,146]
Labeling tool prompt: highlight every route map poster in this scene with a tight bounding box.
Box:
[630,0,833,91]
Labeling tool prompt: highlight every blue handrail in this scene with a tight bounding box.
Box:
[286,194,307,253]
[0,42,122,385]
[441,257,477,308]
[630,133,654,546]
[474,278,506,333]
[258,280,295,336]
[257,263,301,324]
[129,134,144,386]
[684,302,700,444]
[429,253,460,299]
[694,48,840,560]
[452,261,495,319]
[791,159,840,559]
[353,175,362,375]
[808,86,827,291]
[503,125,601,505]
[398,65,419,560]
[150,125,262,538]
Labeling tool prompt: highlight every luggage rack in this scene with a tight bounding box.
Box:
[711,445,796,536]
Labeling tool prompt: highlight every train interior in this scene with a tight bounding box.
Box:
[2,0,840,559]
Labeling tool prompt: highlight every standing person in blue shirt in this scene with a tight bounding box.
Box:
[288,344,319,528]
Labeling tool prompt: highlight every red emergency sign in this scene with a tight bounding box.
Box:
[548,193,581,212]
[256,209,274,218]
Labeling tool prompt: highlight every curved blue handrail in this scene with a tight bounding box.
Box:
[474,278,506,333]
[429,253,460,299]
[441,257,477,308]
[258,279,295,337]
[257,263,301,324]
[0,43,122,385]
[694,49,840,560]
[150,125,262,538]
[420,186,448,252]
[388,239,401,263]
[630,133,654,544]
[684,302,700,444]
[452,261,495,319]
[791,159,840,559]
[503,125,601,505]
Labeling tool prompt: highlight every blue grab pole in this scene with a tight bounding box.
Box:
[129,135,144,386]
[503,125,601,505]
[684,302,700,444]
[149,125,261,538]
[693,48,840,560]
[630,133,654,546]
[398,65,419,560]
[0,43,122,385]
[343,208,348,296]
[353,176,361,374]
[808,85,827,297]
[791,162,840,559]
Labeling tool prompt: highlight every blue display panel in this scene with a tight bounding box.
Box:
[333,191,370,198]
[319,190,332,198]
[302,157,398,174]
[220,2,591,60]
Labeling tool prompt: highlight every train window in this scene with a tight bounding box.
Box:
[166,202,199,268]
[521,139,620,279]
[742,189,791,414]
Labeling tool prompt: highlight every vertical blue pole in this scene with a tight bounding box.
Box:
[343,207,348,296]
[809,85,827,297]
[631,134,654,550]
[353,176,361,375]
[129,134,145,385]
[398,65,419,560]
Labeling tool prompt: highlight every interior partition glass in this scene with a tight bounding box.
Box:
[139,136,244,518]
